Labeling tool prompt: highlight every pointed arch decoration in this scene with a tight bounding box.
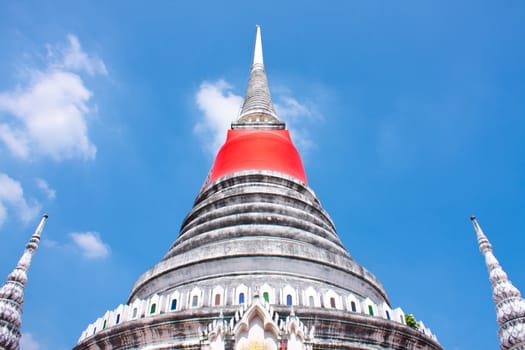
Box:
[200,294,314,350]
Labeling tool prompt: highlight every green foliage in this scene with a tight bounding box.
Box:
[404,314,420,330]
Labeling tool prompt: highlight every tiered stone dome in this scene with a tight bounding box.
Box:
[129,169,388,306]
[128,24,387,309]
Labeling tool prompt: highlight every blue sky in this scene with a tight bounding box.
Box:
[0,1,524,349]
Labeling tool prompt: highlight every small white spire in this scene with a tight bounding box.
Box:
[253,24,264,66]
[470,216,525,350]
[0,214,48,350]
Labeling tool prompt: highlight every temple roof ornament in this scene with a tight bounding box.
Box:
[200,294,314,350]
[0,214,48,350]
[233,25,284,130]
[470,216,525,350]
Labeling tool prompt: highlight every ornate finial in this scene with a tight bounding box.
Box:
[0,214,48,350]
[471,216,525,350]
[232,25,284,130]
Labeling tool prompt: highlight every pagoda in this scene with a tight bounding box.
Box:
[470,217,525,350]
[74,26,443,350]
[0,214,48,350]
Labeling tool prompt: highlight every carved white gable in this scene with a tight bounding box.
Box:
[201,295,313,350]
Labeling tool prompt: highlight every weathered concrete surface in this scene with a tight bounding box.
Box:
[74,307,443,350]
[130,171,388,306]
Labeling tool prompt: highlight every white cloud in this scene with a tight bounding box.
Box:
[0,124,29,158]
[0,172,40,227]
[20,332,40,350]
[59,35,108,76]
[0,70,96,161]
[70,232,110,259]
[36,178,56,200]
[0,34,105,161]
[194,80,243,154]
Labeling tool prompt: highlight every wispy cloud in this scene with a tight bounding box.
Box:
[275,96,312,119]
[0,172,40,227]
[51,34,108,76]
[42,238,60,248]
[69,231,110,259]
[20,332,41,350]
[194,80,243,154]
[36,178,56,200]
[0,34,106,161]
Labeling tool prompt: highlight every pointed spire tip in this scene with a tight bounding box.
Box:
[253,24,264,66]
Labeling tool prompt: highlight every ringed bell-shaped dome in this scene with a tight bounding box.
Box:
[127,24,387,306]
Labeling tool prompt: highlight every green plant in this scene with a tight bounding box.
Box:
[404,314,420,330]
